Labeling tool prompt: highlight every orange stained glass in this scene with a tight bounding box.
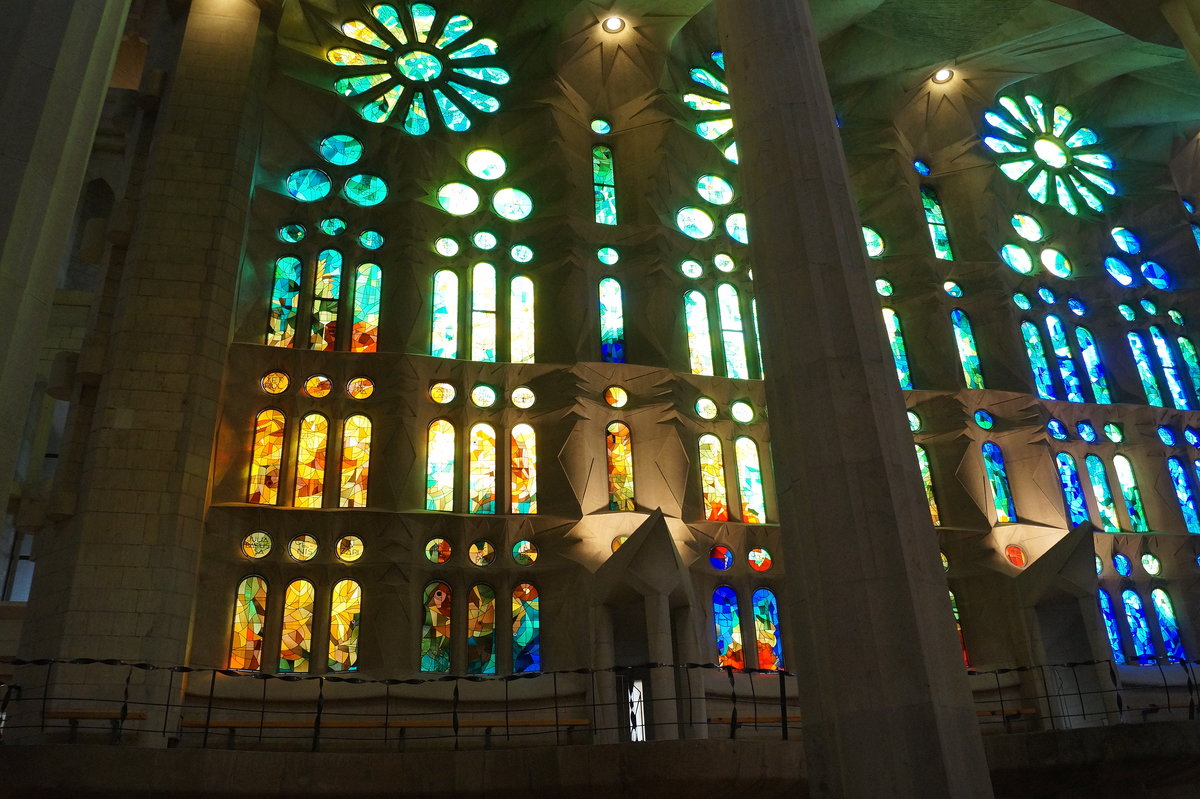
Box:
[328,579,361,672]
[511,423,537,513]
[260,371,289,394]
[279,579,315,673]
[230,576,268,670]
[469,423,497,514]
[294,412,329,508]
[606,421,635,511]
[339,414,371,507]
[249,409,285,505]
[304,374,333,397]
[698,434,730,521]
[347,376,374,399]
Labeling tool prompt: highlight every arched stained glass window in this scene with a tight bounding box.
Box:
[471,263,497,362]
[599,278,626,363]
[593,145,617,225]
[1084,454,1120,532]
[431,270,459,358]
[466,584,497,674]
[949,589,968,666]
[1097,589,1125,664]
[468,423,497,514]
[735,437,766,523]
[328,579,361,672]
[230,576,267,671]
[717,284,749,379]
[1054,453,1089,528]
[421,582,452,672]
[1167,457,1200,533]
[751,298,765,378]
[950,309,984,389]
[981,441,1016,523]
[1112,454,1148,532]
[1127,332,1164,407]
[1044,315,1084,403]
[510,276,535,363]
[881,308,913,390]
[698,434,730,521]
[1121,589,1156,664]
[267,256,302,347]
[513,583,541,672]
[351,263,381,352]
[311,249,342,350]
[1149,326,1191,410]
[915,444,940,526]
[713,586,745,668]
[1020,321,1055,400]
[684,291,715,376]
[339,414,370,508]
[1177,335,1200,400]
[426,420,456,511]
[752,588,784,671]
[279,579,315,673]
[606,421,635,511]
[249,409,285,505]
[1151,588,1186,661]
[919,186,954,260]
[510,424,537,514]
[1075,326,1111,404]
[294,412,328,508]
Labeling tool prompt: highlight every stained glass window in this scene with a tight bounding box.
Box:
[881,308,913,389]
[352,264,381,353]
[735,437,766,524]
[471,263,497,362]
[698,434,730,521]
[1150,326,1191,410]
[249,409,285,505]
[267,256,302,347]
[468,423,497,514]
[751,299,765,378]
[1054,453,1089,528]
[1084,454,1120,532]
[593,145,617,225]
[949,589,968,666]
[915,444,940,526]
[951,309,984,388]
[311,249,342,350]
[511,424,537,514]
[684,291,715,376]
[1121,589,1156,664]
[752,588,783,671]
[339,414,370,507]
[426,420,456,511]
[717,284,749,379]
[1177,336,1200,400]
[513,583,541,672]
[1127,332,1164,407]
[467,584,497,674]
[1075,327,1110,404]
[919,186,954,260]
[431,270,459,358]
[294,413,328,508]
[1044,315,1084,403]
[1151,589,1186,661]
[606,421,635,511]
[1112,454,1148,532]
[327,579,361,672]
[230,576,267,671]
[279,579,315,673]
[981,441,1016,523]
[1097,589,1125,664]
[599,278,625,363]
[421,582,452,672]
[511,276,535,363]
[713,586,745,668]
[1164,458,1200,534]
[1020,322,1055,399]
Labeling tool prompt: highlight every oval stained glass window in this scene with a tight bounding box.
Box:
[591,119,612,134]
[359,230,385,249]
[709,545,734,570]
[1000,245,1034,274]
[696,397,718,419]
[261,371,289,394]
[242,531,272,559]
[470,385,497,407]
[511,386,535,408]
[346,377,374,399]
[677,207,714,239]
[469,540,496,566]
[725,213,748,244]
[1011,214,1043,241]
[492,187,533,220]
[604,386,628,408]
[597,247,619,265]
[876,279,894,297]
[304,374,333,398]
[430,383,456,404]
[472,231,498,250]
[731,401,754,423]
[907,411,921,431]
[435,237,460,256]
[1113,553,1132,576]
[289,535,318,562]
[279,223,306,243]
[320,217,347,235]
[1104,256,1135,286]
[512,539,538,566]
[862,226,885,257]
[424,537,452,564]
[319,134,363,165]
[466,149,507,180]
[681,260,703,278]
[1013,293,1031,310]
[286,168,332,201]
[1005,545,1027,568]
[747,547,772,572]
[336,535,364,562]
[510,244,534,263]
[1142,553,1161,575]
[1110,226,1141,254]
[1040,248,1072,278]
[696,175,734,205]
[1141,261,1171,290]
[344,174,388,206]
[437,183,480,215]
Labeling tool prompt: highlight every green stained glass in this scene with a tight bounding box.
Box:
[279,224,305,243]
[472,231,497,250]
[286,168,332,202]
[1113,454,1148,532]
[597,247,619,265]
[448,38,499,60]
[684,291,714,376]
[435,237,460,256]
[421,582,452,672]
[1044,315,1084,403]
[453,66,510,85]
[950,309,984,389]
[862,226,885,257]
[343,174,387,206]
[1075,327,1111,404]
[352,264,381,353]
[1055,452,1089,527]
[1020,321,1055,400]
[697,175,734,205]
[471,262,497,362]
[593,146,617,225]
[362,85,404,124]
[1177,336,1200,400]
[319,134,363,165]
[591,119,612,134]
[1127,332,1164,407]
[752,299,765,378]
[1040,248,1072,278]
[1167,458,1200,533]
[1151,589,1186,661]
[267,256,302,347]
[1085,461,1116,528]
[882,308,912,390]
[404,94,431,135]
[431,270,459,358]
[735,437,766,523]
[916,444,940,526]
[512,584,540,672]
[433,88,470,131]
[717,284,749,379]
[437,182,480,215]
[310,249,342,350]
[599,277,625,363]
[725,213,748,244]
[606,422,635,511]
[320,217,347,235]
[436,14,473,48]
[981,441,1016,523]
[492,187,533,220]
[920,186,953,260]
[510,244,533,263]
[425,421,456,511]
[1011,213,1043,241]
[396,50,442,81]
[1150,326,1191,410]
[466,149,506,180]
[876,279,893,297]
[449,82,499,113]
[409,2,436,41]
[335,73,390,98]
[359,230,384,249]
[1000,245,1033,275]
[1013,293,1031,310]
[510,276,535,363]
[677,207,714,239]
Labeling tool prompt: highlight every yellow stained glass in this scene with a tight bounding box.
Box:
[260,372,289,394]
[294,413,328,508]
[249,409,285,505]
[735,437,766,523]
[469,423,497,514]
[304,374,332,397]
[339,414,371,508]
[336,535,364,562]
[241,531,271,559]
[347,377,374,399]
[511,276,535,363]
[229,576,267,671]
[698,434,730,521]
[511,423,537,513]
[606,421,635,511]
[289,534,318,561]
[426,420,456,511]
[328,579,361,672]
[279,579,315,673]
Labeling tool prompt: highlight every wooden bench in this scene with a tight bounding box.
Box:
[44,709,148,743]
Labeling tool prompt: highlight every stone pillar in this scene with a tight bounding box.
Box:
[1163,0,1200,75]
[645,592,678,740]
[715,1,994,796]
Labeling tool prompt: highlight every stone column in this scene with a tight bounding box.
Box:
[644,592,678,740]
[715,1,994,796]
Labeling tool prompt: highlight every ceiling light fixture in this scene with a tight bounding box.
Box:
[602,16,626,33]
[932,68,954,84]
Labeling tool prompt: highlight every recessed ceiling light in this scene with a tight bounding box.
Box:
[932,68,954,84]
[602,16,626,33]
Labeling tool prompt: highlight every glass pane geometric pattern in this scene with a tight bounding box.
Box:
[230,576,268,671]
[513,583,541,672]
[1097,589,1125,664]
[249,410,285,505]
[735,437,766,523]
[685,291,715,376]
[339,415,371,507]
[426,420,456,511]
[981,441,1016,523]
[294,413,329,508]
[468,423,497,514]
[606,422,635,511]
[593,145,617,225]
[915,444,940,526]
[467,584,497,674]
[712,586,745,668]
[327,579,361,672]
[752,588,784,671]
[510,424,537,514]
[1085,455,1120,532]
[352,264,381,353]
[421,581,452,672]
[599,278,625,363]
[698,434,730,521]
[1121,589,1156,665]
[279,579,315,673]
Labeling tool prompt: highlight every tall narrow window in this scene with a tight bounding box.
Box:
[1075,327,1111,404]
[510,276,536,363]
[751,298,765,378]
[328,579,361,672]
[881,308,913,390]
[1127,332,1164,407]
[915,444,941,526]
[950,309,984,388]
[471,262,497,362]
[752,588,784,671]
[339,414,370,508]
[717,284,749,379]
[606,421,635,511]
[1097,589,1125,664]
[426,420,456,511]
[735,436,767,524]
[431,270,459,358]
[698,434,730,521]
[510,424,537,514]
[230,576,267,671]
[1151,588,1186,661]
[1054,453,1090,528]
[351,263,381,353]
[592,145,617,225]
[512,583,541,672]
[279,579,315,673]
[1044,315,1085,403]
[1176,335,1200,400]
[467,584,497,674]
[599,278,625,363]
[421,582,452,672]
[1112,454,1148,532]
[267,256,302,347]
[1150,326,1191,410]
[684,291,715,376]
[712,586,745,668]
[1020,321,1055,399]
[1084,454,1120,532]
[294,413,328,508]
[469,423,497,514]
[981,441,1016,523]
[919,186,954,260]
[949,589,968,666]
[1167,457,1200,533]
[311,249,342,350]
[1121,589,1156,664]
[249,409,285,505]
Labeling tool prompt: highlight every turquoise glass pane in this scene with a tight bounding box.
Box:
[1021,321,1056,400]
[712,586,745,668]
[310,249,342,350]
[352,264,381,353]
[920,186,953,260]
[751,588,784,671]
[1085,455,1120,532]
[684,291,714,376]
[599,278,625,363]
[1097,590,1125,664]
[1044,315,1084,403]
[1075,327,1110,404]
[592,146,617,225]
[512,584,541,672]
[319,134,363,165]
[916,444,940,526]
[1127,333,1164,407]
[286,168,332,201]
[343,174,388,206]
[1150,326,1191,410]
[404,94,431,135]
[1167,457,1200,533]
[448,82,499,113]
[1054,453,1089,528]
[431,270,459,358]
[882,309,913,389]
[951,309,984,389]
[1151,589,1186,661]
[1178,336,1200,401]
[717,284,749,379]
[433,88,470,131]
[1112,454,1148,532]
[1121,590,1156,664]
[267,256,302,347]
[1141,261,1171,290]
[981,441,1016,523]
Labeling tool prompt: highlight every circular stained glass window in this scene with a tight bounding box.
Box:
[320,217,347,236]
[336,535,364,562]
[1113,553,1132,576]
[396,50,443,81]
[875,279,894,297]
[604,386,628,408]
[492,188,533,220]
[591,119,612,134]
[597,247,619,265]
[731,400,754,423]
[1077,421,1098,442]
[1040,248,1071,278]
[430,382,456,404]
[725,213,748,244]
[470,385,497,408]
[511,386,535,408]
[261,371,289,394]
[346,377,374,399]
[1011,214,1043,242]
[706,255,733,275]
[279,223,306,243]
[1117,304,1136,321]
[1142,553,1161,575]
[1110,226,1141,254]
[696,175,734,205]
[286,168,332,202]
[1158,426,1177,446]
[1037,286,1056,304]
[1103,423,1123,443]
[1067,298,1086,316]
[1141,261,1171,290]
[469,540,496,566]
[973,410,995,429]
[1013,292,1031,310]
[304,374,332,398]
[512,539,538,566]
[242,531,272,559]
[862,226,885,257]
[344,174,388,206]
[424,538,452,564]
[1104,256,1135,287]
[360,230,384,249]
[435,237,460,256]
[437,183,480,215]
[907,411,921,432]
[681,260,703,278]
[696,397,718,420]
[1186,428,1200,447]
[709,545,734,570]
[466,149,507,180]
[611,536,628,553]
[472,231,498,250]
[1005,545,1027,568]
[747,547,772,572]
[1047,419,1068,440]
[319,133,363,165]
[289,535,318,562]
[677,207,714,239]
[510,244,533,263]
[944,281,963,297]
[1000,245,1033,274]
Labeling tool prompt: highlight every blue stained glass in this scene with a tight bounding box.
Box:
[1127,333,1164,407]
[712,586,745,668]
[1104,256,1136,287]
[1110,227,1141,254]
[751,588,784,671]
[982,441,1016,523]
[1020,322,1055,399]
[1037,286,1056,305]
[1047,419,1068,440]
[286,168,332,201]
[1097,589,1126,664]
[1177,337,1200,401]
[1113,454,1148,532]
[1118,304,1136,322]
[951,309,984,389]
[1013,293,1032,310]
[1141,261,1171,290]
[1044,315,1084,403]
[1114,553,1132,576]
[1141,299,1159,316]
[1187,428,1200,447]
[319,134,363,165]
[1151,589,1186,661]
[1068,298,1086,316]
[1085,455,1120,532]
[1150,327,1191,410]
[1187,199,1197,214]
[1168,457,1200,533]
[1054,453,1090,527]
[512,584,541,672]
[882,309,913,390]
[1075,327,1110,404]
[599,278,625,363]
[913,159,931,175]
[1192,223,1200,251]
[974,410,994,429]
[1121,589,1157,664]
[1159,427,1178,446]
[1077,421,1097,442]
